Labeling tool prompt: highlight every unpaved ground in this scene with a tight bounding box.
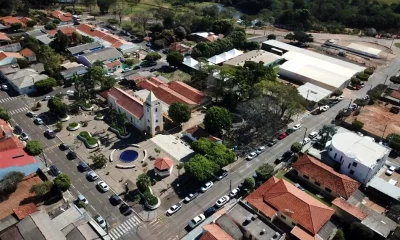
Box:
[346,103,400,138]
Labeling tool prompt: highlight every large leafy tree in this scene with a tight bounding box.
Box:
[291,142,303,153]
[54,174,71,191]
[0,171,25,199]
[30,181,53,196]
[89,153,107,169]
[34,77,57,94]
[0,107,10,121]
[168,102,190,124]
[243,177,255,191]
[97,0,115,13]
[204,106,232,136]
[191,137,214,155]
[144,52,161,62]
[184,155,220,182]
[317,124,337,147]
[136,174,151,192]
[50,30,68,52]
[48,96,68,118]
[166,51,184,68]
[25,140,43,155]
[255,163,274,181]
[388,133,400,152]
[207,143,236,167]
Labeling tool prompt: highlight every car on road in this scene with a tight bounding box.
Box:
[49,165,61,176]
[121,68,132,73]
[294,183,305,191]
[149,68,156,72]
[390,106,400,114]
[277,132,287,140]
[87,171,98,181]
[204,207,216,217]
[44,129,56,138]
[44,95,51,101]
[321,105,330,112]
[292,124,301,131]
[97,181,110,192]
[109,194,122,206]
[302,137,311,145]
[26,111,36,117]
[188,214,206,229]
[286,128,295,135]
[282,151,293,160]
[256,146,265,155]
[78,161,89,172]
[229,188,239,198]
[246,152,257,160]
[184,193,199,202]
[94,214,107,229]
[167,203,182,216]
[20,132,29,141]
[119,203,133,215]
[67,150,77,160]
[34,117,44,125]
[215,195,230,208]
[308,132,318,139]
[267,139,278,146]
[336,96,344,101]
[59,143,69,150]
[349,103,358,111]
[275,156,284,163]
[78,194,89,205]
[1,84,8,90]
[386,166,396,176]
[216,170,228,180]
[13,125,23,135]
[200,181,213,192]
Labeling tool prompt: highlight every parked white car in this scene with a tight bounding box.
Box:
[302,137,311,145]
[188,214,206,229]
[336,96,344,101]
[215,195,230,208]
[386,166,396,176]
[200,181,213,192]
[66,90,74,96]
[20,132,29,141]
[292,124,301,130]
[94,214,107,229]
[97,181,110,192]
[308,132,318,139]
[247,152,257,160]
[256,146,265,155]
[229,188,239,198]
[1,84,8,90]
[78,194,89,205]
[321,105,330,112]
[167,203,182,216]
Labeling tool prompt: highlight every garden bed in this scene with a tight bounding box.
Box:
[109,126,131,139]
[143,187,160,210]
[81,103,94,111]
[77,131,98,148]
[67,122,80,131]
[58,115,70,122]
[94,113,104,120]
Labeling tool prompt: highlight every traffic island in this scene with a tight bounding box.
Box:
[67,122,81,131]
[94,113,104,120]
[77,131,99,149]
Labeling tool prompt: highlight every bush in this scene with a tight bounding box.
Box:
[291,142,303,153]
[351,77,361,86]
[54,174,71,191]
[364,68,374,75]
[0,107,10,121]
[77,200,87,209]
[55,122,63,130]
[332,89,343,97]
[352,119,364,131]
[27,20,37,28]
[52,19,61,25]
[26,140,43,155]
[79,131,97,145]
[30,181,53,196]
[69,122,79,128]
[17,58,30,68]
[357,72,370,81]
[333,229,345,240]
[45,22,56,30]
[243,177,255,191]
[143,188,158,206]
[318,98,330,106]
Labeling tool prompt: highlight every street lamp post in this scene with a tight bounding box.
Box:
[301,126,308,143]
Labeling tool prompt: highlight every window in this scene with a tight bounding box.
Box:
[281,215,286,220]
[325,188,332,193]
[155,108,158,112]
[334,153,337,159]
[348,163,351,169]
[352,162,358,167]
[303,175,309,180]
[315,181,321,186]
[156,120,158,123]
[350,170,354,175]
[147,108,149,112]
[340,156,343,161]
[330,148,332,151]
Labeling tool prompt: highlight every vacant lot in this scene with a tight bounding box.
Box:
[345,103,400,138]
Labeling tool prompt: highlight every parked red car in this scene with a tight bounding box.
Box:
[277,132,288,140]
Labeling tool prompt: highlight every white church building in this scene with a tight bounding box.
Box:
[107,87,163,136]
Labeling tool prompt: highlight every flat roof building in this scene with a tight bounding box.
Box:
[223,50,282,67]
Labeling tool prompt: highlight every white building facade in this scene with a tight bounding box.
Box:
[329,132,389,184]
[107,87,163,136]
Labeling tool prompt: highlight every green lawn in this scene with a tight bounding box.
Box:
[275,170,331,206]
[395,43,400,49]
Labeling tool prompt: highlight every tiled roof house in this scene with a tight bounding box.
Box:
[51,10,73,22]
[292,154,361,199]
[245,177,335,240]
[200,224,234,240]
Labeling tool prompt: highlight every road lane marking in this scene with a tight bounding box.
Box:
[91,191,95,195]
[83,183,88,188]
[90,205,96,211]
[97,198,102,203]
[71,184,76,189]
[71,172,76,176]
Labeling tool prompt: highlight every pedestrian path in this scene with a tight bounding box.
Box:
[8,107,29,115]
[0,96,19,104]
[109,215,142,240]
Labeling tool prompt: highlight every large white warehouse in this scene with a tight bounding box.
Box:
[262,40,366,91]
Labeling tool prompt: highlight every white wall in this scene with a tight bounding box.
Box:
[108,97,144,131]
[328,144,387,184]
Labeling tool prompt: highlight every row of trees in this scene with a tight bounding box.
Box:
[191,31,259,59]
[184,137,236,181]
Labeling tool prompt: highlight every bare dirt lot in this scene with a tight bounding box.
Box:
[346,103,400,138]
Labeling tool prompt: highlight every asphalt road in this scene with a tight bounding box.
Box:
[132,55,400,240]
[0,89,144,233]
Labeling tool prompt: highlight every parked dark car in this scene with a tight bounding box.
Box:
[49,165,61,176]
[78,161,89,172]
[14,126,23,135]
[110,194,122,206]
[286,128,295,135]
[59,143,69,151]
[267,139,278,147]
[120,203,133,215]
[390,106,400,114]
[204,207,216,217]
[67,151,77,160]
[216,170,228,180]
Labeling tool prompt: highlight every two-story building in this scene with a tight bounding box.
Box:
[329,132,390,184]
[77,47,123,69]
[107,87,163,136]
[292,154,360,200]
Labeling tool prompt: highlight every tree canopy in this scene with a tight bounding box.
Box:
[144,52,162,62]
[136,174,151,192]
[0,171,25,200]
[25,140,43,155]
[291,142,303,153]
[89,153,107,169]
[34,77,57,94]
[388,133,400,152]
[0,107,10,121]
[48,96,68,118]
[166,51,184,68]
[168,102,191,124]
[255,163,274,181]
[184,154,220,182]
[54,174,71,191]
[204,106,232,136]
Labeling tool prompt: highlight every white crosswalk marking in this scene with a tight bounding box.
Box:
[0,96,18,103]
[108,215,143,240]
[8,107,29,115]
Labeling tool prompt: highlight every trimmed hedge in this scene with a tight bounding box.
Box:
[143,188,158,206]
[79,131,98,145]
[69,122,78,128]
[357,72,370,81]
[364,68,374,75]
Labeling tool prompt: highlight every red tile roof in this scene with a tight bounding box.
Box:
[77,24,127,47]
[169,42,191,52]
[0,136,24,152]
[246,178,334,235]
[0,119,12,139]
[0,52,23,61]
[20,48,34,57]
[0,16,26,27]
[186,126,221,142]
[137,79,204,107]
[105,60,121,69]
[0,32,11,41]
[0,174,42,220]
[0,148,37,169]
[201,224,234,240]
[108,87,144,119]
[154,157,174,170]
[332,198,368,221]
[292,155,360,199]
[52,10,72,22]
[391,89,400,100]
[291,226,322,240]
[13,203,37,220]
[169,81,206,104]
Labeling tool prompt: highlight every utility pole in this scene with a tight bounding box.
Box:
[42,153,48,167]
[380,125,388,143]
[348,98,353,109]
[384,74,389,85]
[229,180,232,192]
